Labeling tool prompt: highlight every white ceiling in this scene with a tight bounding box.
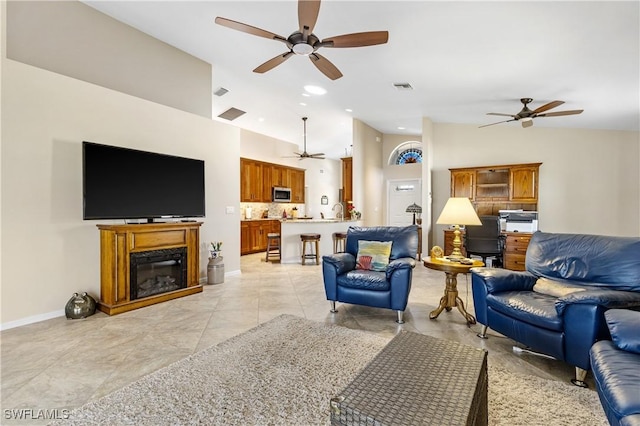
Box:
[84,1,639,160]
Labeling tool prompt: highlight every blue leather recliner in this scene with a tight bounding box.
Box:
[322,226,418,323]
[471,231,640,386]
[590,309,640,426]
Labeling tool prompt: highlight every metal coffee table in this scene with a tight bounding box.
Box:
[330,331,488,426]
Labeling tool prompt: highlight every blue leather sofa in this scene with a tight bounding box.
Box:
[591,309,640,426]
[322,226,418,323]
[471,231,640,386]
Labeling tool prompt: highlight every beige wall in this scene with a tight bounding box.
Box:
[353,119,383,226]
[7,1,212,118]
[1,59,240,327]
[427,123,640,249]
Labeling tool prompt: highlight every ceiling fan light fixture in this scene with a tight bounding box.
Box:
[292,43,314,56]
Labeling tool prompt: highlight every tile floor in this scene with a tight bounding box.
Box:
[1,253,593,424]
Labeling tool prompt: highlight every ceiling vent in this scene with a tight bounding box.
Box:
[393,82,413,90]
[218,107,246,121]
[213,87,229,97]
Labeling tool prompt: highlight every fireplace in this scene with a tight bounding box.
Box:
[130,248,187,300]
[97,222,202,315]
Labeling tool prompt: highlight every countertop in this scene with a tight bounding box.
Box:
[242,217,359,223]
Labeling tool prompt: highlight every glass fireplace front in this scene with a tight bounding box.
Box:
[130,248,187,300]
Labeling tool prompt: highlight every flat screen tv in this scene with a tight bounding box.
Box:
[83,141,205,222]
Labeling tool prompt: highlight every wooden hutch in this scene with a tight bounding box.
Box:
[444,162,541,270]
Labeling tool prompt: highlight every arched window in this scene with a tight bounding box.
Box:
[389,141,423,165]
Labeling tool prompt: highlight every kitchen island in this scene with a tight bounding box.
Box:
[279,218,362,264]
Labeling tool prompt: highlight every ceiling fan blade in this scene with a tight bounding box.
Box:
[321,31,389,48]
[479,119,516,128]
[253,52,294,73]
[309,153,325,157]
[533,100,564,114]
[536,109,584,117]
[215,17,287,43]
[487,112,517,118]
[521,119,534,128]
[298,0,321,35]
[309,53,343,80]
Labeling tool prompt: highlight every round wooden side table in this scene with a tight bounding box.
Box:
[423,256,484,324]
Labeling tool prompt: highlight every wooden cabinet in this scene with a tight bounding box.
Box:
[449,163,541,215]
[443,229,532,271]
[240,158,305,203]
[503,232,532,271]
[510,166,538,202]
[271,165,290,188]
[289,169,305,203]
[241,220,281,255]
[341,157,353,202]
[240,158,264,202]
[451,170,475,200]
[444,229,467,257]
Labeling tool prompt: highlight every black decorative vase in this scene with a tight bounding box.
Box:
[65,292,97,319]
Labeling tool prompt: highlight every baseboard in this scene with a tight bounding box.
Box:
[1,309,65,331]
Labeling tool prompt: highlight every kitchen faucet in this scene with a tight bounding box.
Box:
[332,203,344,220]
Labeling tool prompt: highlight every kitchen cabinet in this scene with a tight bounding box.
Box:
[341,157,353,202]
[240,158,305,203]
[241,220,281,255]
[271,165,290,188]
[289,169,305,203]
[449,163,541,215]
[240,158,264,202]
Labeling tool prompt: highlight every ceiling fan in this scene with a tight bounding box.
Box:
[214,0,389,80]
[480,98,584,128]
[293,117,324,160]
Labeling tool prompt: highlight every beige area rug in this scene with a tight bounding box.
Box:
[51,315,607,425]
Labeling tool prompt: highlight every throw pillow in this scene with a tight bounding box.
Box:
[532,277,586,297]
[356,241,393,272]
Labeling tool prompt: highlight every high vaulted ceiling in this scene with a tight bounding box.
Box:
[84,1,639,160]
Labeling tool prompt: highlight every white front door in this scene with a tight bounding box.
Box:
[387,179,422,226]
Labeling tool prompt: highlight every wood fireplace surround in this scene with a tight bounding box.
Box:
[96,222,203,315]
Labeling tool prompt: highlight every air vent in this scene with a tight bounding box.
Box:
[218,107,246,121]
[393,82,413,90]
[213,87,229,97]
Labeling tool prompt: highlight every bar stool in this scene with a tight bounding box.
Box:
[300,233,321,265]
[332,232,348,253]
[265,233,281,262]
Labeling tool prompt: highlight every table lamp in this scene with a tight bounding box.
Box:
[405,203,422,225]
[436,197,481,260]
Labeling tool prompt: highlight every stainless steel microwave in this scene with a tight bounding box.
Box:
[272,187,291,203]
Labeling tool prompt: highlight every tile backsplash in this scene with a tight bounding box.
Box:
[241,202,305,219]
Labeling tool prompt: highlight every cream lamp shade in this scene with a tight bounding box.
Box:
[436,197,481,259]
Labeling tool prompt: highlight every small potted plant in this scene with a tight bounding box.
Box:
[210,241,223,260]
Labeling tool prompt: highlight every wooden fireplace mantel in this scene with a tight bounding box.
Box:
[96,222,203,315]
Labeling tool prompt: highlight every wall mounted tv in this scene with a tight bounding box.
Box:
[83,141,205,222]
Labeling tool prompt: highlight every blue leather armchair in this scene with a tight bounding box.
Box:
[471,231,640,386]
[322,226,418,323]
[591,309,640,426]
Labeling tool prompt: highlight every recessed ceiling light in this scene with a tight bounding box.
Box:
[299,102,307,106]
[345,108,353,113]
[258,117,265,122]
[302,93,311,97]
[304,85,327,95]
[397,126,406,130]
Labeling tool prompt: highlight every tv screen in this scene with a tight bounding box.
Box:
[83,141,205,221]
